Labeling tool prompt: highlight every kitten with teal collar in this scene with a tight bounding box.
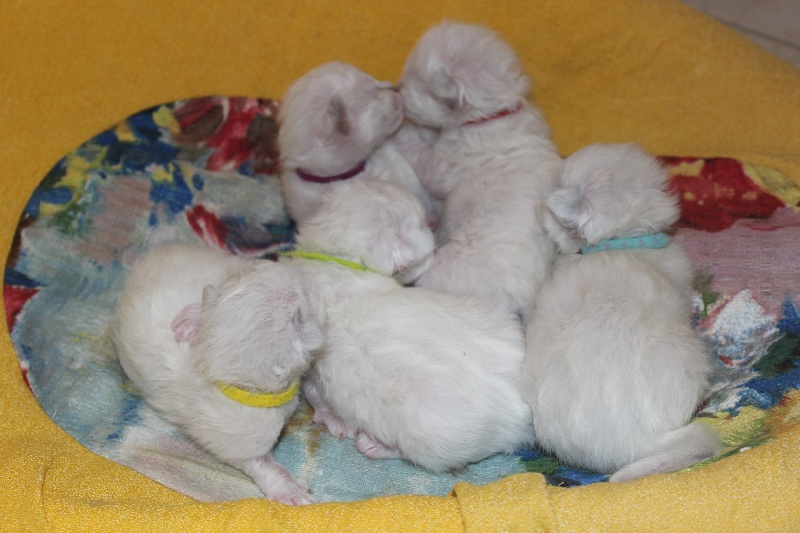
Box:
[523,143,720,482]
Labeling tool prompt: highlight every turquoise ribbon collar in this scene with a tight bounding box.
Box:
[580,232,670,255]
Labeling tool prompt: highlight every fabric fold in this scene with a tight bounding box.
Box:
[1,0,799,530]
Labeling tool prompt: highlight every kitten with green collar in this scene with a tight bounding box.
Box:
[285,180,534,472]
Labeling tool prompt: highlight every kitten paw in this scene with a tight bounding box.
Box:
[355,432,401,459]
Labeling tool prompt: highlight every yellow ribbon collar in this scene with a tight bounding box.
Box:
[280,250,378,273]
[215,379,300,408]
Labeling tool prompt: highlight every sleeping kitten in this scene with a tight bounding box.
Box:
[398,21,563,320]
[282,180,534,472]
[278,61,440,227]
[113,245,323,504]
[522,143,720,482]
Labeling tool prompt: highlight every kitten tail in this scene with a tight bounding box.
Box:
[609,422,721,483]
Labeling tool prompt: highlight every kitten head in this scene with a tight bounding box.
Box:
[278,62,404,175]
[547,143,679,244]
[181,261,324,393]
[295,180,435,280]
[400,21,530,129]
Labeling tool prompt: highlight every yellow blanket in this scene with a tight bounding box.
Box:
[1,0,799,530]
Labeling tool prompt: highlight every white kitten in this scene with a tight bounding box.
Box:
[278,61,440,226]
[522,143,720,482]
[112,245,323,504]
[291,180,435,285]
[282,180,533,472]
[398,21,563,320]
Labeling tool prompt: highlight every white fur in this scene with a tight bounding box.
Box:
[278,61,440,226]
[294,180,436,284]
[286,180,533,472]
[398,21,563,320]
[547,143,681,244]
[522,143,720,481]
[112,245,323,504]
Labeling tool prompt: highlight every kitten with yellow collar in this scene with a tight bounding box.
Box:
[112,245,323,505]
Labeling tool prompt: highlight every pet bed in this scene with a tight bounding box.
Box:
[1,0,799,531]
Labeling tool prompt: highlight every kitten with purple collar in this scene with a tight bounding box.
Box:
[278,61,440,227]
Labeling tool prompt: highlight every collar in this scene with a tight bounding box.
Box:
[462,102,524,127]
[580,232,671,255]
[295,160,367,184]
[215,379,299,408]
[280,250,378,274]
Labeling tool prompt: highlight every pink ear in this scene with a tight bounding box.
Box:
[431,69,464,110]
[546,187,590,232]
[171,303,202,342]
[328,95,350,136]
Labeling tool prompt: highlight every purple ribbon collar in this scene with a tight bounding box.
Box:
[295,160,367,184]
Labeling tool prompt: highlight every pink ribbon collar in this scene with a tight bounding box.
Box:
[462,102,524,127]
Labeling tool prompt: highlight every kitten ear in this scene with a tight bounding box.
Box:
[327,95,351,136]
[201,284,218,305]
[171,303,203,343]
[431,69,464,110]
[391,226,435,278]
[546,187,591,232]
[543,209,583,255]
[292,292,325,354]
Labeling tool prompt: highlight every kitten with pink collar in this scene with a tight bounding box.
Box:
[397,21,564,321]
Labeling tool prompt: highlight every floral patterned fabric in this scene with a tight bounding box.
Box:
[4,98,800,501]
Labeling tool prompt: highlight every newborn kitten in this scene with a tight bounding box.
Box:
[282,180,534,472]
[278,61,440,227]
[113,245,323,504]
[398,21,563,321]
[522,143,720,482]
